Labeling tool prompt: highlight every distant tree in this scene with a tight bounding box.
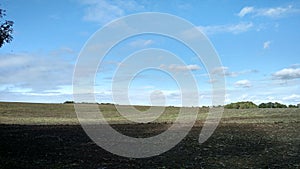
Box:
[267,102,274,108]
[100,103,114,105]
[63,101,74,104]
[259,102,287,108]
[258,103,267,108]
[0,7,14,48]
[288,104,297,108]
[231,103,240,109]
[274,102,287,108]
[225,101,257,109]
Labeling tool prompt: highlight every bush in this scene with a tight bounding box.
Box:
[63,101,74,104]
[288,104,297,108]
[225,101,257,109]
[258,102,287,108]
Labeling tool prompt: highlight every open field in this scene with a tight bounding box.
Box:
[0,102,299,168]
[1,102,299,125]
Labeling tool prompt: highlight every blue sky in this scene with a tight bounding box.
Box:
[0,0,300,106]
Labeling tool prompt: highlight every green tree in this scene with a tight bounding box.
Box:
[288,104,297,108]
[225,101,257,109]
[0,7,13,48]
[63,101,74,104]
[259,102,287,108]
[258,103,266,108]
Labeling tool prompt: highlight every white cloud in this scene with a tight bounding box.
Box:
[129,39,154,48]
[212,66,237,77]
[0,53,31,68]
[212,67,249,77]
[272,67,300,80]
[0,51,74,92]
[50,47,75,57]
[181,22,254,39]
[212,66,229,75]
[235,80,252,88]
[198,22,253,35]
[238,94,251,101]
[263,40,271,49]
[238,6,254,17]
[283,94,300,101]
[260,96,283,104]
[210,67,258,79]
[160,64,201,71]
[238,5,297,18]
[207,78,218,84]
[82,0,123,23]
[266,96,275,101]
[289,64,300,68]
[81,0,143,24]
[259,5,294,17]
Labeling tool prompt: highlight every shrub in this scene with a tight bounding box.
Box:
[225,101,257,109]
[63,101,74,104]
[258,102,287,108]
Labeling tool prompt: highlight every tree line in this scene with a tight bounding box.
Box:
[225,101,299,109]
[0,7,13,48]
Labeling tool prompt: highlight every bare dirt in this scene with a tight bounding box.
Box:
[1,122,299,169]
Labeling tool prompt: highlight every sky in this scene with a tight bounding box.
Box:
[0,0,300,106]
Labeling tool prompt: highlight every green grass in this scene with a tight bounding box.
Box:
[0,102,299,125]
[0,102,78,125]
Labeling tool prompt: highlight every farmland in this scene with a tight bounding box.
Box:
[0,102,299,168]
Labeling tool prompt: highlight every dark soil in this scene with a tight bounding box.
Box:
[0,123,299,169]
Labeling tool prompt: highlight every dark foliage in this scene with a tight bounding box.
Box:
[258,102,287,108]
[63,101,74,104]
[225,101,258,109]
[288,104,297,108]
[0,7,14,48]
